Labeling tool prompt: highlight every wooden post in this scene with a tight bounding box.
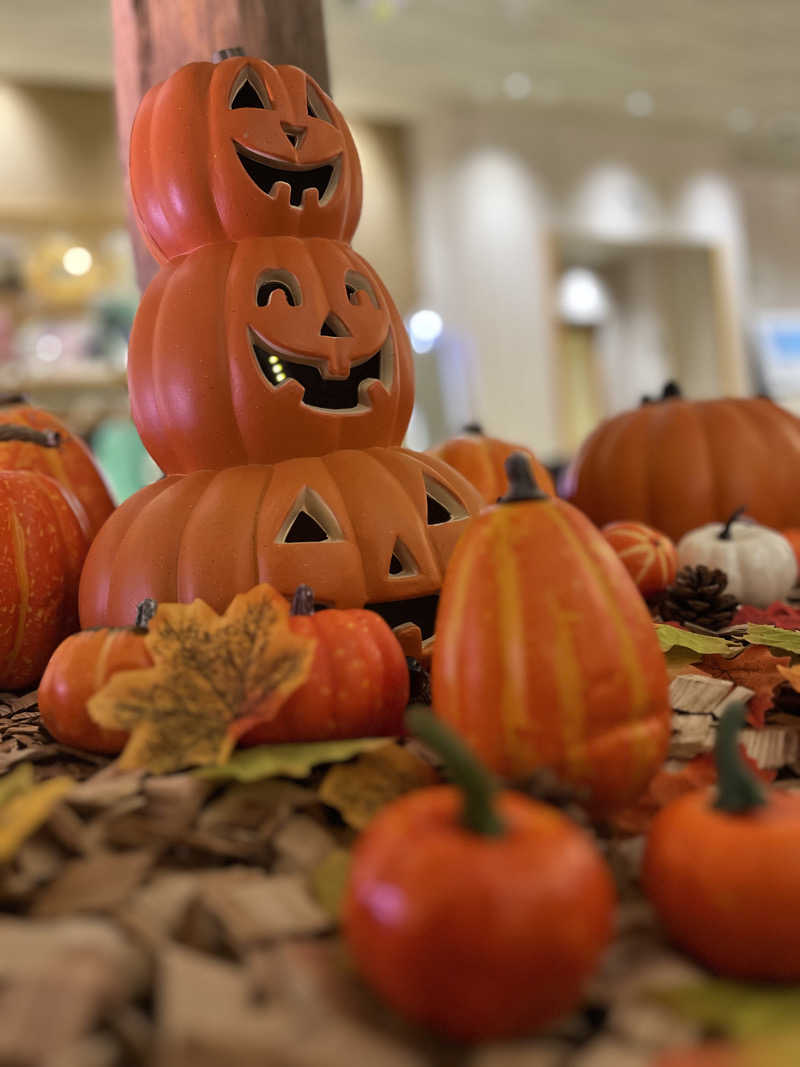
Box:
[111,0,330,289]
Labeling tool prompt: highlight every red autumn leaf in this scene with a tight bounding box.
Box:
[733,601,800,630]
[698,645,790,728]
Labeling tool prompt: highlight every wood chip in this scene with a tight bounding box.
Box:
[740,725,800,769]
[273,813,339,874]
[669,711,715,759]
[32,849,158,918]
[669,675,733,714]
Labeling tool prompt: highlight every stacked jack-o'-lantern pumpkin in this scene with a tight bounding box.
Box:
[79,49,482,643]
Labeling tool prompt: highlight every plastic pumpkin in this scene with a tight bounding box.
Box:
[344,709,615,1040]
[79,447,482,637]
[602,520,678,598]
[565,383,800,541]
[128,237,414,471]
[432,454,671,814]
[428,423,555,504]
[130,53,362,261]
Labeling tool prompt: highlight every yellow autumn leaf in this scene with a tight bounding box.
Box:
[0,765,73,863]
[88,584,316,774]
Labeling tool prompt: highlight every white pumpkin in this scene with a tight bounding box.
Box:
[677,511,796,608]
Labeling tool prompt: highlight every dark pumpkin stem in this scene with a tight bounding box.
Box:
[0,394,28,408]
[0,424,60,448]
[662,381,682,399]
[499,452,549,503]
[135,598,158,629]
[212,46,245,62]
[291,584,316,616]
[406,707,506,836]
[713,702,766,814]
[462,422,484,435]
[719,507,746,541]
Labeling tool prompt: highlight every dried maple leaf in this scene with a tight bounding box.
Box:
[777,663,800,693]
[0,764,73,862]
[698,646,790,728]
[88,585,315,773]
[734,602,800,630]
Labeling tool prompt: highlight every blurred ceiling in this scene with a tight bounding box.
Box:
[1,0,799,138]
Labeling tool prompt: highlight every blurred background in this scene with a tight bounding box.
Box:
[0,0,799,495]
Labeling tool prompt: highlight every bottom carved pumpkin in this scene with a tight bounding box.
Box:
[78,448,483,637]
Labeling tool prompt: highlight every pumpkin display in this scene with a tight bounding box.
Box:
[241,584,409,745]
[428,423,555,504]
[432,454,671,814]
[677,509,796,608]
[602,520,678,598]
[79,447,482,637]
[128,237,414,471]
[0,459,89,690]
[0,398,114,539]
[643,702,800,980]
[38,606,154,753]
[780,527,800,581]
[130,53,363,262]
[343,708,615,1040]
[565,383,800,541]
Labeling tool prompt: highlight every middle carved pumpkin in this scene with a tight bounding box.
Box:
[78,447,483,638]
[128,237,415,471]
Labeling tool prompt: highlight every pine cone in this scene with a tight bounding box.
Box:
[659,564,739,631]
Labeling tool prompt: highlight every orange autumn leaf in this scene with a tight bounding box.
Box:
[699,646,790,728]
[88,584,315,773]
[777,663,800,693]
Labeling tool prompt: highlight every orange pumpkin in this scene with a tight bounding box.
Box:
[428,424,555,504]
[241,584,409,745]
[602,520,678,598]
[643,702,800,980]
[432,454,671,814]
[0,463,89,690]
[344,709,615,1040]
[0,398,113,539]
[130,54,362,262]
[128,238,414,471]
[565,383,800,541]
[79,447,482,638]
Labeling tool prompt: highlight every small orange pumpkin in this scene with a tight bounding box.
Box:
[432,454,671,814]
[128,238,414,471]
[0,399,113,539]
[602,520,678,598]
[343,709,615,1040]
[241,584,409,744]
[643,702,800,980]
[428,424,555,504]
[130,53,363,262]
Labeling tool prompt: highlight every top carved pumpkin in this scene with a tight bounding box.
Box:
[130,56,363,261]
[565,385,800,542]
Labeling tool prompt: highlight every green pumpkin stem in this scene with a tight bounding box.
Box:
[0,424,60,448]
[719,507,746,541]
[499,452,549,503]
[291,584,316,616]
[406,707,506,837]
[135,598,158,629]
[713,702,766,814]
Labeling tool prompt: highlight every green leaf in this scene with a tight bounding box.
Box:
[311,848,351,921]
[656,624,735,655]
[664,646,703,672]
[196,737,394,783]
[745,624,800,655]
[652,979,800,1041]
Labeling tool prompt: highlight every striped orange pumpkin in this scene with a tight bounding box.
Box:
[428,424,555,505]
[432,454,671,815]
[601,520,678,598]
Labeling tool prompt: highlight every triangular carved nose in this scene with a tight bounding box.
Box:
[319,314,352,338]
[281,122,306,149]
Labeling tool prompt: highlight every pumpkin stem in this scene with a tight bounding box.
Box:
[719,507,746,541]
[135,598,158,629]
[0,394,28,408]
[462,422,484,435]
[291,584,316,616]
[0,424,60,448]
[499,452,549,503]
[406,707,506,837]
[662,381,682,399]
[713,702,766,814]
[212,46,245,62]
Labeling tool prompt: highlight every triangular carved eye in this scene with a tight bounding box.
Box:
[424,476,468,525]
[276,488,343,544]
[230,69,271,109]
[388,538,417,577]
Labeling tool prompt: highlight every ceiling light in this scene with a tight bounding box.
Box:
[727,107,754,134]
[62,246,93,276]
[408,309,443,354]
[557,269,609,326]
[625,90,654,118]
[35,333,63,362]
[503,72,533,101]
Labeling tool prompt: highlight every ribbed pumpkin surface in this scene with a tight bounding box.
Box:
[429,432,554,504]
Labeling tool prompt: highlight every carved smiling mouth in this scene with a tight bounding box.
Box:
[235,145,340,207]
[250,330,390,410]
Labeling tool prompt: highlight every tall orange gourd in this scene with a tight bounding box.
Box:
[432,454,671,814]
